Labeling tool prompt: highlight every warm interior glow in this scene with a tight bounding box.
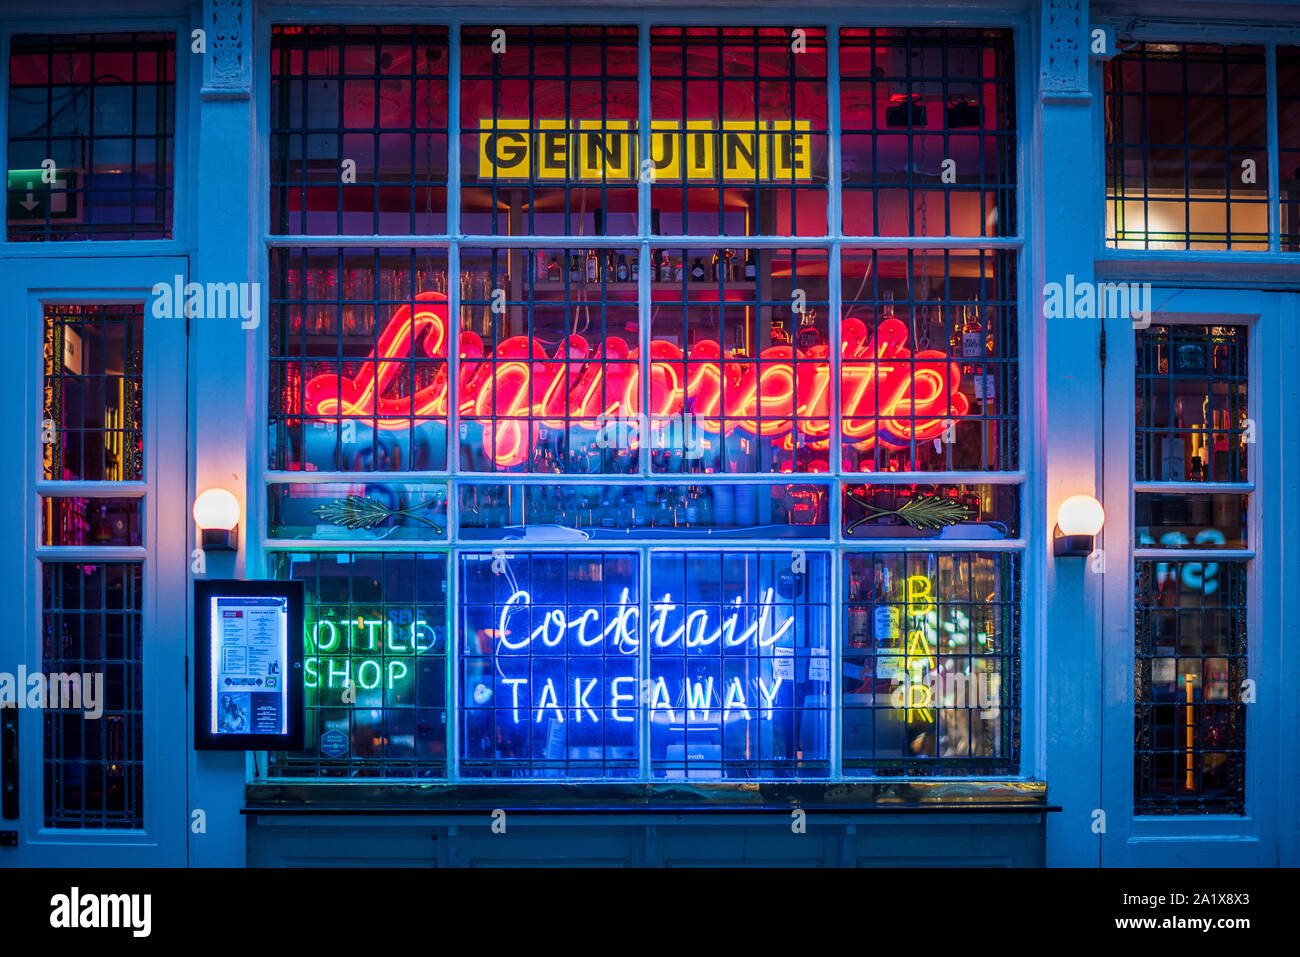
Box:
[1057,494,1105,537]
[193,488,241,530]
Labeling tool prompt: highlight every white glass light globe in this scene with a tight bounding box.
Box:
[193,488,241,530]
[1057,494,1105,537]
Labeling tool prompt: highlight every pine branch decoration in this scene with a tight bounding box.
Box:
[846,491,972,533]
[311,495,443,533]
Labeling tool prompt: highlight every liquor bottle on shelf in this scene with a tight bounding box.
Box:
[616,255,629,282]
[536,251,549,282]
[690,257,707,282]
[744,249,757,281]
[880,289,896,320]
[770,318,792,347]
[710,251,722,281]
[684,486,700,525]
[731,324,749,359]
[696,485,714,527]
[658,251,673,283]
[547,257,562,282]
[961,299,984,358]
[796,308,822,350]
[949,304,964,358]
[630,255,639,282]
[655,488,674,527]
[586,249,599,283]
[674,257,684,281]
[569,254,581,283]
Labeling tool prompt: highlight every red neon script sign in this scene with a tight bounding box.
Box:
[303,292,969,467]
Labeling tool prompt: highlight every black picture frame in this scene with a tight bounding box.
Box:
[194,579,304,751]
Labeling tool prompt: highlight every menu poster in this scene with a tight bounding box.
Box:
[212,597,287,736]
[195,580,304,751]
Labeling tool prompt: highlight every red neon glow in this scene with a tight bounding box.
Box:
[303,292,970,467]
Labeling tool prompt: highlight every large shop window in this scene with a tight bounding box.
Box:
[7,33,175,241]
[264,23,1024,785]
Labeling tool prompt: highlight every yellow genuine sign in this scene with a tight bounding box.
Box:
[478,119,813,181]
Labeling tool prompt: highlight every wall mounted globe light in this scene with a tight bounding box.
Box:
[1054,494,1105,557]
[193,488,241,551]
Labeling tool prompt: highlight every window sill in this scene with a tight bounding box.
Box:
[244,780,1053,814]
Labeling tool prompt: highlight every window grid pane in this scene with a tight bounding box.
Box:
[842,551,1020,776]
[462,25,639,236]
[1134,560,1247,815]
[1134,324,1248,484]
[7,33,175,241]
[43,303,144,482]
[1104,43,1268,251]
[839,27,1016,238]
[458,551,641,779]
[649,26,829,237]
[270,25,450,235]
[42,562,144,829]
[266,551,450,779]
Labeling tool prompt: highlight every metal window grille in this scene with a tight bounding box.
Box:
[6,33,175,241]
[840,247,1017,472]
[41,561,144,828]
[1133,560,1247,815]
[1134,323,1248,484]
[841,550,1020,776]
[268,246,450,471]
[1277,46,1300,250]
[647,550,832,780]
[1104,43,1269,251]
[838,28,1016,238]
[270,25,450,235]
[263,20,1026,783]
[458,550,641,779]
[461,25,639,237]
[43,303,144,482]
[266,551,449,778]
[648,26,829,236]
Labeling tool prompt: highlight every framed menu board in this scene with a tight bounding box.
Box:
[194,580,304,751]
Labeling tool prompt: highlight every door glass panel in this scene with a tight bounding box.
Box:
[1134,560,1247,814]
[41,562,144,829]
[43,303,144,482]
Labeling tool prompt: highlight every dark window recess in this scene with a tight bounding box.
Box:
[270,24,450,236]
[7,32,175,241]
[1134,560,1247,815]
[1104,43,1268,251]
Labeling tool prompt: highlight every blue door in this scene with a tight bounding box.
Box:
[0,256,189,866]
[1099,287,1293,866]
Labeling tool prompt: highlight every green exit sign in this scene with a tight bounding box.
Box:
[7,169,79,221]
